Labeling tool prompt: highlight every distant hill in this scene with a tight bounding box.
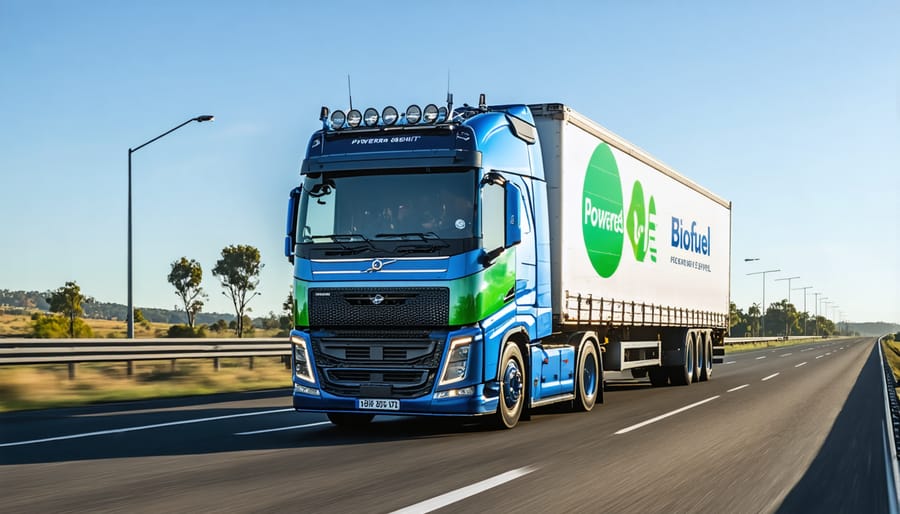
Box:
[0,288,238,325]
[844,322,900,337]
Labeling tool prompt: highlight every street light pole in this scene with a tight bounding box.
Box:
[127,115,214,338]
[793,286,812,335]
[747,269,780,337]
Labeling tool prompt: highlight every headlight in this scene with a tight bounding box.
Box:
[330,110,346,129]
[382,106,399,125]
[423,104,439,123]
[405,104,422,124]
[363,107,379,126]
[439,336,472,385]
[347,109,362,128]
[292,335,314,382]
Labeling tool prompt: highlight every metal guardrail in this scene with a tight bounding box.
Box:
[877,334,900,511]
[0,338,290,379]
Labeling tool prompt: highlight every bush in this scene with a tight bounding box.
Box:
[31,313,93,338]
[166,324,207,338]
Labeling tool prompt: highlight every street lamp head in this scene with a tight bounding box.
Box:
[744,258,760,262]
[195,115,215,122]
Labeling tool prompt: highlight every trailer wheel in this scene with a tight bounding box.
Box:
[699,337,713,381]
[668,337,695,386]
[575,342,600,411]
[648,367,669,387]
[493,343,525,429]
[327,413,374,428]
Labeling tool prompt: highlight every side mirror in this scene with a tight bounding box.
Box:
[285,187,302,264]
[505,182,521,248]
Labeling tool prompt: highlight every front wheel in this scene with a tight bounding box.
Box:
[493,342,525,429]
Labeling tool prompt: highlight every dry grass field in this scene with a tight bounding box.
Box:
[0,309,290,411]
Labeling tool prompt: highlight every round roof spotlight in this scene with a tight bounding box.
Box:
[382,106,399,126]
[438,106,448,122]
[330,110,346,129]
[363,107,379,127]
[423,104,439,124]
[405,104,422,124]
[347,109,362,128]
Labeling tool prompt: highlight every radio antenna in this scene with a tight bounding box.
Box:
[347,74,354,111]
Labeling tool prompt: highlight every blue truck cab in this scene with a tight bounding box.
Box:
[284,97,596,428]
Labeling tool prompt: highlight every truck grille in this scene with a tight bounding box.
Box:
[311,331,445,399]
[308,287,449,327]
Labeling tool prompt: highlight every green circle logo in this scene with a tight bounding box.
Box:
[582,143,624,278]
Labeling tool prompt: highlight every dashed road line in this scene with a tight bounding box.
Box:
[0,408,294,448]
[725,361,737,365]
[816,355,824,359]
[780,353,793,357]
[795,362,808,368]
[615,396,720,435]
[727,384,750,392]
[762,373,780,381]
[236,421,331,435]
[390,467,537,514]
[756,356,767,360]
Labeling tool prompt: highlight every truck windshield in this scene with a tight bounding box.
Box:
[296,169,477,256]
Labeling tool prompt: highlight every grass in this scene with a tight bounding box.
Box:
[881,336,900,398]
[0,357,292,412]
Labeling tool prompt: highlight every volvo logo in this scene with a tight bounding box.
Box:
[371,294,385,305]
[364,258,397,273]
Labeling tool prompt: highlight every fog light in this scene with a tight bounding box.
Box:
[435,386,475,399]
[294,383,320,396]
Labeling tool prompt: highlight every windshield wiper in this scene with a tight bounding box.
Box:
[374,232,448,244]
[308,233,376,254]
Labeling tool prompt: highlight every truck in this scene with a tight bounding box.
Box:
[285,96,731,429]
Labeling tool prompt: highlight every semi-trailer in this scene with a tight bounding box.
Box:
[285,96,731,428]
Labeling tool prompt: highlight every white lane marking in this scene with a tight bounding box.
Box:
[816,355,824,359]
[780,353,793,357]
[762,373,780,381]
[390,466,536,514]
[826,352,832,356]
[236,421,330,435]
[615,396,720,435]
[756,356,767,360]
[0,408,294,448]
[801,348,813,352]
[727,384,749,392]
[795,362,808,368]
[725,361,737,365]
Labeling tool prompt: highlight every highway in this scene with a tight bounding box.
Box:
[0,337,890,513]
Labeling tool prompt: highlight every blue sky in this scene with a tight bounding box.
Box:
[1,0,897,323]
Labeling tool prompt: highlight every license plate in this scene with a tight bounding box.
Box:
[357,398,400,411]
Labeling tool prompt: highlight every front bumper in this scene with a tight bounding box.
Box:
[292,382,499,416]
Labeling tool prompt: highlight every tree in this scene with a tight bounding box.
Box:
[212,244,263,338]
[46,281,92,338]
[167,257,207,328]
[747,303,761,337]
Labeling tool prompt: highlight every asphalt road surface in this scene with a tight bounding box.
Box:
[1,337,891,513]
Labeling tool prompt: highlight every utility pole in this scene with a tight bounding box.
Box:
[793,286,813,335]
[747,269,780,337]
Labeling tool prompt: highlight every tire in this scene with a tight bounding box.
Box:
[699,336,713,382]
[493,342,525,429]
[668,336,695,386]
[575,342,601,411]
[327,412,374,428]
[648,367,669,387]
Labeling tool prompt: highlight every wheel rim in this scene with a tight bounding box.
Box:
[583,354,597,397]
[502,359,522,409]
